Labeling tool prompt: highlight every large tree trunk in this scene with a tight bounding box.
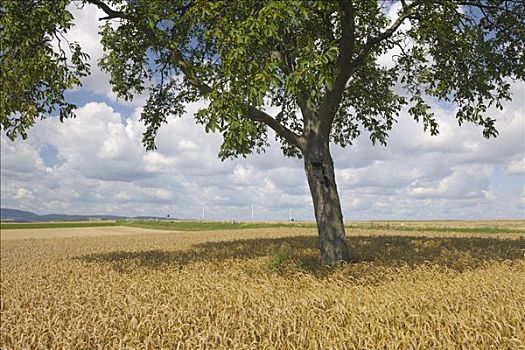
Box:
[303,139,350,265]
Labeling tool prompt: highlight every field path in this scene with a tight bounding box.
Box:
[0,225,168,240]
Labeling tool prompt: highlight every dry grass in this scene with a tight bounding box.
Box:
[0,226,167,240]
[353,219,525,229]
[1,225,524,349]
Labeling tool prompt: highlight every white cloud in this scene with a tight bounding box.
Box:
[377,1,413,69]
[406,164,492,199]
[232,165,254,185]
[178,140,199,151]
[506,157,525,175]
[65,3,109,96]
[63,3,147,107]
[144,153,176,173]
[14,188,34,201]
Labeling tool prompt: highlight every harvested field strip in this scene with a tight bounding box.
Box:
[345,224,523,234]
[125,220,523,234]
[0,222,118,230]
[1,228,524,349]
[2,220,522,234]
[0,226,168,240]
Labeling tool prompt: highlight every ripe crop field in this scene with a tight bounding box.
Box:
[1,222,524,349]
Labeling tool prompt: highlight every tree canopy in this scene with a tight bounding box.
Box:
[2,0,523,156]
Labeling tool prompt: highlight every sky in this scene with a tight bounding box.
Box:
[1,3,524,221]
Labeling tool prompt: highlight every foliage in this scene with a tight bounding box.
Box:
[0,0,90,139]
[1,0,523,156]
[268,243,302,273]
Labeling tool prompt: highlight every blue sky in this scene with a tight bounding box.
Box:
[1,3,524,220]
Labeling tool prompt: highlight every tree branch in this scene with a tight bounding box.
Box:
[317,0,356,134]
[272,31,311,124]
[89,0,193,20]
[455,0,517,12]
[317,0,423,136]
[333,0,356,91]
[247,107,305,150]
[86,0,127,20]
[170,50,303,148]
[170,51,213,95]
[353,0,421,68]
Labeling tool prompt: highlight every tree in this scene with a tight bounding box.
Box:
[1,0,523,265]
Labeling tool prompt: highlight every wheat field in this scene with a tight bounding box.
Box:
[1,223,524,349]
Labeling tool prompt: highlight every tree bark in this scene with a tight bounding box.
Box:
[303,139,350,265]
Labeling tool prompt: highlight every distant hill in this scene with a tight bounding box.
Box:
[0,208,40,221]
[0,208,168,222]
